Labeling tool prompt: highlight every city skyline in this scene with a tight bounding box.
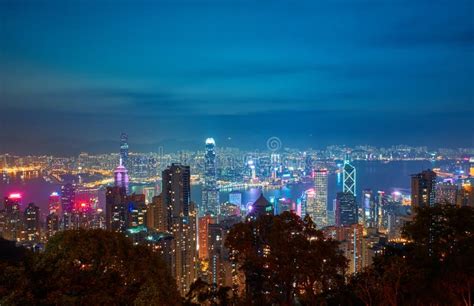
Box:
[1,0,473,155]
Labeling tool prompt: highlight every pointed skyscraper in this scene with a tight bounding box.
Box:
[114,158,129,194]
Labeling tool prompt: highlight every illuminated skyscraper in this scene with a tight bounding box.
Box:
[46,213,60,239]
[343,154,356,196]
[3,193,22,241]
[48,192,61,215]
[146,194,167,232]
[457,184,474,207]
[435,182,457,205]
[229,191,242,208]
[411,170,437,208]
[126,194,147,228]
[114,158,129,194]
[336,192,358,226]
[61,183,75,230]
[162,163,197,295]
[24,203,40,242]
[105,186,127,232]
[312,169,328,228]
[323,224,364,274]
[198,213,216,260]
[362,189,374,228]
[61,183,75,214]
[202,138,219,215]
[120,132,129,168]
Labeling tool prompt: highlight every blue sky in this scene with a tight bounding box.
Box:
[1,0,473,154]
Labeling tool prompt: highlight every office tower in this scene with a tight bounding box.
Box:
[327,200,336,226]
[105,186,127,232]
[362,189,375,228]
[229,191,242,208]
[411,170,437,208]
[375,191,385,230]
[126,194,147,228]
[24,203,40,242]
[4,193,22,241]
[435,182,457,205]
[198,213,216,260]
[48,192,61,215]
[120,132,129,168]
[247,193,273,220]
[46,213,60,239]
[202,138,219,216]
[304,152,313,177]
[61,183,75,214]
[343,154,356,196]
[313,169,328,228]
[336,192,358,226]
[162,163,197,295]
[301,188,315,218]
[114,158,129,194]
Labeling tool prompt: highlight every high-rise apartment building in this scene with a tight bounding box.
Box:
[411,170,437,208]
[162,163,197,295]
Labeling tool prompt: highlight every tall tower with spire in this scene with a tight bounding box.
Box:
[114,158,129,194]
[120,132,129,169]
[202,138,219,216]
[343,152,356,196]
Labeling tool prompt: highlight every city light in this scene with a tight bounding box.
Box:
[8,193,22,199]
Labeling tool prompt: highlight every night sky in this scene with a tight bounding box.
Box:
[1,0,473,155]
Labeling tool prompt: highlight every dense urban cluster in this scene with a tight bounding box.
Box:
[1,134,473,305]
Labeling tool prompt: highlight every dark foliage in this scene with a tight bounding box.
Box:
[0,229,181,305]
[225,212,347,305]
[329,204,474,306]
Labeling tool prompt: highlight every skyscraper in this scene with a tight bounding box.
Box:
[162,163,197,295]
[362,189,374,228]
[61,183,75,230]
[343,154,356,196]
[435,182,457,205]
[411,170,437,208]
[202,138,219,216]
[336,192,358,226]
[24,203,40,242]
[198,213,216,260]
[61,183,75,214]
[48,192,61,215]
[105,186,127,232]
[4,193,22,241]
[46,213,59,239]
[312,169,328,228]
[114,158,129,194]
[146,194,167,232]
[120,132,129,168]
[126,194,147,228]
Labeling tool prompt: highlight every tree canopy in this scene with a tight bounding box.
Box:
[0,229,181,305]
[225,211,347,305]
[330,204,474,306]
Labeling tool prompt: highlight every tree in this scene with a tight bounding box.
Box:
[184,278,233,306]
[0,229,181,305]
[225,212,347,305]
[340,204,474,306]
